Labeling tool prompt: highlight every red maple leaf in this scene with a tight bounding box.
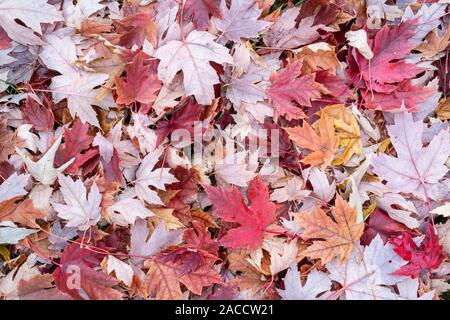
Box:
[159,221,219,275]
[53,242,123,300]
[363,81,434,112]
[315,70,353,101]
[167,166,200,224]
[115,51,162,105]
[390,223,445,277]
[183,0,222,31]
[55,118,96,174]
[204,176,276,251]
[360,208,411,245]
[114,12,157,48]
[155,98,203,147]
[268,62,327,121]
[350,19,423,94]
[23,96,54,132]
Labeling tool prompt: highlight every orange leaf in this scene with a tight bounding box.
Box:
[284,113,338,169]
[297,195,364,264]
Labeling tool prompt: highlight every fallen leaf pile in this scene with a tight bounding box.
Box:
[0,0,449,300]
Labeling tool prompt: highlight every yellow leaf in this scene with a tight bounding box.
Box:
[319,104,362,166]
[363,200,377,220]
[151,207,184,230]
[378,138,391,153]
[0,244,10,261]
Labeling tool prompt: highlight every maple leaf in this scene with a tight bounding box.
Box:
[55,118,93,173]
[213,0,270,42]
[52,174,102,231]
[23,96,54,132]
[267,62,327,121]
[165,166,200,224]
[115,52,162,105]
[204,176,276,251]
[16,136,75,185]
[135,148,178,205]
[114,12,157,48]
[0,173,29,203]
[0,221,37,244]
[371,110,450,201]
[284,113,338,169]
[364,81,434,112]
[319,104,362,165]
[39,35,110,127]
[390,224,445,277]
[0,199,46,229]
[345,29,373,60]
[183,0,222,31]
[157,221,219,276]
[2,0,450,302]
[264,8,335,49]
[278,263,331,300]
[417,24,450,58]
[402,2,447,46]
[130,219,182,267]
[225,51,279,106]
[101,149,123,184]
[155,98,203,146]
[154,30,233,104]
[214,150,257,187]
[309,167,335,203]
[360,208,410,246]
[295,47,341,75]
[107,197,155,226]
[53,242,122,300]
[0,0,63,45]
[352,19,423,93]
[62,0,104,28]
[51,72,109,128]
[326,236,408,300]
[145,258,222,299]
[297,195,364,264]
[105,255,134,287]
[269,239,298,275]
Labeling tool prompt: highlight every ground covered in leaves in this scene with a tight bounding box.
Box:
[0,0,449,300]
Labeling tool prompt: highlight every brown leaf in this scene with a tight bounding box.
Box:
[0,198,46,229]
[417,25,450,58]
[294,47,340,75]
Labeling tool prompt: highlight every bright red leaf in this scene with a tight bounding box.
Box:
[360,208,411,245]
[390,223,445,277]
[204,176,276,251]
